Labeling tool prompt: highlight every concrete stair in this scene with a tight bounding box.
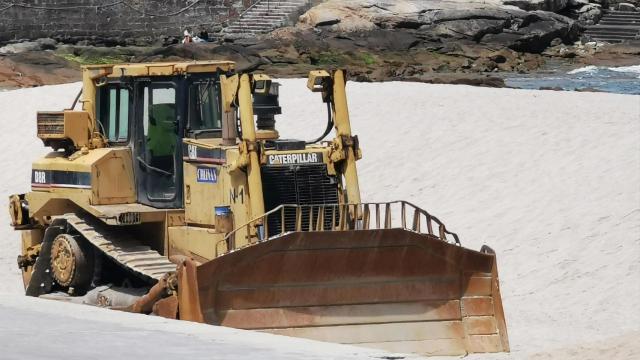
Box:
[225,0,310,38]
[584,11,640,43]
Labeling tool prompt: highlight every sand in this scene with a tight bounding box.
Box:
[0,80,638,359]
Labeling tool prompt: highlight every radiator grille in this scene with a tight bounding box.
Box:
[262,164,339,235]
[37,112,64,137]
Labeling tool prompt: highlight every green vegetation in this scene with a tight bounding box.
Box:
[57,53,129,65]
[311,51,378,67]
[361,52,376,66]
[311,51,349,66]
[309,51,378,67]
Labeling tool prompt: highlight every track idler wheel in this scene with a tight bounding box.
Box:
[50,234,94,289]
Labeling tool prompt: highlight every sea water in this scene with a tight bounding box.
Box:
[504,65,640,95]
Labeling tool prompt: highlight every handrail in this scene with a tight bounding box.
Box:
[238,0,265,19]
[228,0,266,34]
[218,201,461,255]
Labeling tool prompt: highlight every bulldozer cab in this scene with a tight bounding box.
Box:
[97,74,223,209]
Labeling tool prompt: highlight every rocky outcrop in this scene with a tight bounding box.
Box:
[503,0,570,12]
[566,4,604,25]
[615,2,639,11]
[296,0,581,53]
[609,0,640,6]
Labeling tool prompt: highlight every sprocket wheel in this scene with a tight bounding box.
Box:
[50,234,94,289]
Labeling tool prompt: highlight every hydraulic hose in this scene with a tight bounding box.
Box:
[306,101,334,145]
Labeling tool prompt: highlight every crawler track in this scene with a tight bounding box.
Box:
[61,213,176,282]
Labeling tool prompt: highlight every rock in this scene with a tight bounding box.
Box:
[616,3,639,11]
[573,4,603,26]
[574,87,604,92]
[589,0,609,7]
[503,0,569,12]
[0,51,80,89]
[0,41,46,54]
[35,38,58,50]
[568,0,590,6]
[406,73,507,87]
[483,11,581,53]
[256,44,301,65]
[295,0,581,53]
[298,4,376,32]
[432,19,509,42]
[471,58,499,71]
[609,0,639,7]
[341,30,419,51]
[543,43,578,57]
[300,10,342,27]
[550,37,564,46]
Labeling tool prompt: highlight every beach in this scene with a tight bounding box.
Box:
[0,81,638,359]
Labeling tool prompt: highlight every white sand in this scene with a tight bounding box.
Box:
[0,81,639,359]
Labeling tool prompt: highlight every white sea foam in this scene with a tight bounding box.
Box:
[610,64,640,77]
[568,65,640,78]
[567,65,599,74]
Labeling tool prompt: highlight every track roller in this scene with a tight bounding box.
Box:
[50,233,94,289]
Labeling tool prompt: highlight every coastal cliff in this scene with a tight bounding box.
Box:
[0,0,638,89]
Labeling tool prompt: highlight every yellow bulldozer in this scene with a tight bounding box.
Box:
[9,61,509,356]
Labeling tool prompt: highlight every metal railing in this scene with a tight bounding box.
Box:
[231,0,270,34]
[219,201,461,255]
[239,0,267,18]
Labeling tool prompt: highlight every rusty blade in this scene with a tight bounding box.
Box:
[178,258,205,323]
[185,229,508,356]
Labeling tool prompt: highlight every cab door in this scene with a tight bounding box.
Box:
[133,80,184,209]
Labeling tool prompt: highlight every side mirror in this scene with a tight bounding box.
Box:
[252,74,272,95]
[307,70,331,93]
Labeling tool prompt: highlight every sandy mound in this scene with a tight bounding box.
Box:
[0,81,638,358]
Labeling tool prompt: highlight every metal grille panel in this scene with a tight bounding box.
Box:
[262,164,339,235]
[37,112,65,137]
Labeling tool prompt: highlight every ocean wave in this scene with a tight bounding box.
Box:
[609,65,640,75]
[568,65,640,78]
[567,65,598,75]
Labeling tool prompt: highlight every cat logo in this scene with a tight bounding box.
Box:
[267,152,323,165]
[187,144,198,159]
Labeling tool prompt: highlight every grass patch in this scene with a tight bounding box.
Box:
[311,51,349,66]
[57,53,129,65]
[361,52,376,66]
[310,51,378,67]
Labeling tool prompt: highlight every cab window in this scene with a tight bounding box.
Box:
[98,86,130,142]
[188,80,222,138]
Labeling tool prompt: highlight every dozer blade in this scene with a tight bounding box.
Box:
[181,229,509,356]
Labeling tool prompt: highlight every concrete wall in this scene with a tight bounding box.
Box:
[0,0,251,45]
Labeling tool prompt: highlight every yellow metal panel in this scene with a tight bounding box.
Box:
[148,65,175,76]
[181,62,235,74]
[168,226,226,262]
[25,191,88,225]
[91,148,136,205]
[63,111,91,148]
[332,70,361,204]
[184,162,225,226]
[237,74,264,227]
[21,229,44,253]
[97,61,235,78]
[224,151,250,248]
[182,137,225,148]
[32,148,109,172]
[28,148,135,224]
